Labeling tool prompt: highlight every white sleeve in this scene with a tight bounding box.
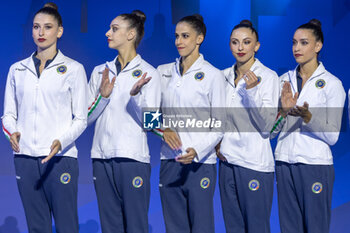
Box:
[1,65,17,140]
[270,75,288,139]
[238,71,280,137]
[87,66,110,125]
[191,71,226,161]
[301,80,345,146]
[58,64,88,151]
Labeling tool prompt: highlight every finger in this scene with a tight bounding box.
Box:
[178,159,192,165]
[178,152,192,159]
[176,148,192,162]
[292,109,302,116]
[303,102,309,109]
[282,82,289,94]
[41,147,58,164]
[176,155,192,164]
[164,136,177,150]
[101,74,109,88]
[10,141,19,152]
[111,76,116,85]
[242,74,248,83]
[141,72,148,80]
[144,77,152,84]
[295,105,307,111]
[102,68,109,80]
[41,154,53,164]
[246,71,257,81]
[284,82,292,93]
[50,141,58,151]
[10,137,19,149]
[288,109,298,115]
[10,136,20,152]
[217,153,227,162]
[282,82,288,89]
[293,92,299,100]
[173,134,182,149]
[245,70,253,76]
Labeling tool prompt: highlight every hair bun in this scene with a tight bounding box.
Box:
[309,19,322,28]
[43,2,58,11]
[240,19,253,27]
[131,10,146,24]
[192,14,204,23]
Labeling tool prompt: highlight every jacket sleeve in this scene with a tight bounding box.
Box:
[87,66,110,125]
[270,74,288,139]
[126,69,162,127]
[301,79,345,146]
[191,71,226,161]
[58,64,88,151]
[237,70,279,138]
[1,65,17,140]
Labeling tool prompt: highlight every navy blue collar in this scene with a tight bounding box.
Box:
[115,58,130,75]
[296,66,303,94]
[32,50,58,77]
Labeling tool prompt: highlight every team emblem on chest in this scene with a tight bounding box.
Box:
[312,182,323,194]
[257,76,262,84]
[132,69,143,78]
[57,65,67,74]
[315,79,326,89]
[248,179,260,191]
[194,72,205,81]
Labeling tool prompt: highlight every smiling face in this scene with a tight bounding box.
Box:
[292,28,322,65]
[175,22,203,58]
[32,13,63,51]
[230,27,260,65]
[105,16,135,50]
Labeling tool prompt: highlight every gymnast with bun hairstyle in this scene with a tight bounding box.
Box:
[216,19,279,233]
[86,10,161,233]
[157,14,226,233]
[271,19,345,233]
[2,2,88,233]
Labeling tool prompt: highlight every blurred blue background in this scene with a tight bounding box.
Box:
[0,0,350,232]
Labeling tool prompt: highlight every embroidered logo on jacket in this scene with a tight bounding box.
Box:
[200,177,210,189]
[315,79,326,89]
[312,182,323,194]
[162,74,172,78]
[57,65,67,74]
[132,69,142,78]
[257,76,262,84]
[60,173,71,184]
[132,176,143,188]
[248,179,260,191]
[194,72,205,81]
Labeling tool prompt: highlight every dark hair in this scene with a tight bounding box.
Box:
[120,10,146,48]
[297,19,323,43]
[231,20,259,41]
[34,2,62,26]
[178,14,206,38]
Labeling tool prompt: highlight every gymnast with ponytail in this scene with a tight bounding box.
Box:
[2,2,88,233]
[86,10,161,233]
[271,19,345,233]
[216,19,279,233]
[157,14,226,233]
